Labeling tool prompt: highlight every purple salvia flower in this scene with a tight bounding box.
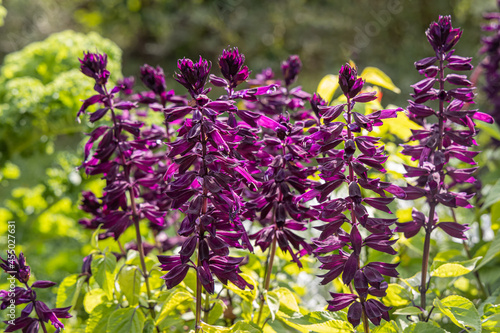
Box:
[398,15,493,317]
[79,51,110,87]
[304,63,401,328]
[140,64,167,96]
[281,55,302,87]
[0,252,72,332]
[213,46,250,89]
[174,56,212,98]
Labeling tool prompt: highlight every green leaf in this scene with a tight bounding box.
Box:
[382,283,411,307]
[316,74,339,103]
[126,250,156,273]
[142,319,156,333]
[86,303,115,333]
[200,320,262,333]
[56,273,86,308]
[403,322,448,333]
[270,287,300,313]
[266,293,280,321]
[283,311,353,333]
[483,179,500,211]
[92,253,117,299]
[84,288,108,314]
[476,230,500,271]
[360,67,401,93]
[156,290,194,327]
[477,121,500,142]
[106,307,145,333]
[207,299,226,325]
[482,313,500,331]
[431,257,482,278]
[434,295,481,332]
[393,307,423,316]
[372,321,400,333]
[225,273,257,302]
[118,266,141,306]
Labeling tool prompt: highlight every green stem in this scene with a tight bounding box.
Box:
[256,233,278,325]
[204,290,211,323]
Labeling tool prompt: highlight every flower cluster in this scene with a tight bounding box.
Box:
[242,55,319,268]
[158,50,262,295]
[480,1,500,127]
[397,15,493,240]
[0,252,71,332]
[304,64,402,327]
[396,15,494,315]
[77,51,175,244]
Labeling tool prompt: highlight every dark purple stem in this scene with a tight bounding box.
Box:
[106,86,155,320]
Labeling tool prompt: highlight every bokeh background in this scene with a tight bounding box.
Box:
[1,0,500,316]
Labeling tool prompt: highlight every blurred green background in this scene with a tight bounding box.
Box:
[1,0,500,308]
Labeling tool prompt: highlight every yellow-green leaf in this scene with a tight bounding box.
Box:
[376,111,422,141]
[84,288,107,314]
[382,283,411,307]
[434,295,481,332]
[430,257,481,278]
[156,290,193,327]
[360,67,401,93]
[393,307,423,316]
[317,74,339,103]
[403,322,448,333]
[56,274,86,308]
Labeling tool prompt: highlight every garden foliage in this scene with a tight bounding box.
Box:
[2,13,500,333]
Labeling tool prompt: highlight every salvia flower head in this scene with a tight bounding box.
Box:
[174,56,212,97]
[338,63,364,98]
[218,47,250,87]
[0,251,30,283]
[140,64,166,96]
[118,76,135,95]
[79,51,110,86]
[281,55,302,86]
[426,15,462,54]
[0,252,72,333]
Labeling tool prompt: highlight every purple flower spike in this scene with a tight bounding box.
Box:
[339,64,364,98]
[141,64,166,96]
[301,61,401,327]
[174,56,212,97]
[426,15,462,54]
[217,47,250,88]
[0,252,30,283]
[400,15,488,315]
[1,252,71,332]
[281,55,302,86]
[79,51,110,86]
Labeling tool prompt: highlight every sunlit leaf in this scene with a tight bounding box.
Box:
[156,290,194,327]
[56,274,86,308]
[360,67,401,93]
[403,322,448,333]
[382,283,411,307]
[434,295,481,332]
[85,303,115,333]
[317,74,339,103]
[431,257,482,278]
[106,307,145,333]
